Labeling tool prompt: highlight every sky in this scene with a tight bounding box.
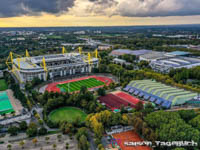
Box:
[1,0,200,27]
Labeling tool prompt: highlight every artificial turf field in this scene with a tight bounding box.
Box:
[57,78,105,92]
[0,79,8,91]
[49,107,87,123]
[0,92,14,115]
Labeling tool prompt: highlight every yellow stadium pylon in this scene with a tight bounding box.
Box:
[88,53,91,65]
[26,49,30,57]
[79,47,82,55]
[62,47,67,54]
[17,58,21,70]
[42,57,47,72]
[95,49,98,58]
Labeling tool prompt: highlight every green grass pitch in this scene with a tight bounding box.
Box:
[57,78,105,93]
[0,79,8,91]
[49,107,87,123]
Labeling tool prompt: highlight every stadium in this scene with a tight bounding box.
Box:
[123,80,197,108]
[46,76,113,93]
[6,48,99,83]
[99,91,143,111]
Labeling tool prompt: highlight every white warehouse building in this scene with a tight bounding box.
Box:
[150,57,200,73]
[12,52,99,83]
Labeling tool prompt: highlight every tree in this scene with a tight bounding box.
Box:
[26,122,38,137]
[78,135,90,150]
[135,101,144,111]
[19,140,25,149]
[52,144,57,150]
[97,88,106,96]
[57,134,62,142]
[7,144,12,150]
[19,121,28,131]
[38,127,47,135]
[8,126,18,136]
[32,138,38,146]
[76,127,88,141]
[45,137,50,144]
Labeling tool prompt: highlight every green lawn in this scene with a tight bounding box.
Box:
[49,107,87,123]
[57,78,105,93]
[0,79,8,91]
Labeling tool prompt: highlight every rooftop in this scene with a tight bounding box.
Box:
[166,51,190,56]
[111,49,152,56]
[126,80,197,107]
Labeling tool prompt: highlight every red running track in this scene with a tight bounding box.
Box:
[45,76,113,93]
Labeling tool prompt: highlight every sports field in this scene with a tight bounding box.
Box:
[113,130,151,150]
[0,92,14,115]
[49,107,87,123]
[0,79,8,91]
[57,78,105,93]
[46,76,113,93]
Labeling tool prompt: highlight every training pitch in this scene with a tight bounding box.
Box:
[0,92,14,115]
[57,78,105,93]
[49,107,87,123]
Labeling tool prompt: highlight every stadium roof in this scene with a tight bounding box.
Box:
[126,80,197,108]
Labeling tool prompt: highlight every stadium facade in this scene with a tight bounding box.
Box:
[9,50,99,83]
[123,80,197,108]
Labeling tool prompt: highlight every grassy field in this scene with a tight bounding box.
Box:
[0,79,8,91]
[49,107,87,123]
[57,78,105,92]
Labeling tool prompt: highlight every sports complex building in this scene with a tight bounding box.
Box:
[123,80,197,108]
[7,49,99,83]
[0,91,14,115]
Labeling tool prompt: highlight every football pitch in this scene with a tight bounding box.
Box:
[49,107,87,123]
[57,78,105,92]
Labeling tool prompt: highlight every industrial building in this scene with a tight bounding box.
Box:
[123,80,197,108]
[6,48,99,83]
[110,49,152,57]
[150,56,200,73]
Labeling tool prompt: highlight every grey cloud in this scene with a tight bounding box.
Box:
[116,0,200,17]
[0,0,75,17]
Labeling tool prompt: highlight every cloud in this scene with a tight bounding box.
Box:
[0,0,75,17]
[82,0,200,17]
[1,0,200,18]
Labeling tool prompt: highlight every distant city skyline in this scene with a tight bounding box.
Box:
[1,0,200,27]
